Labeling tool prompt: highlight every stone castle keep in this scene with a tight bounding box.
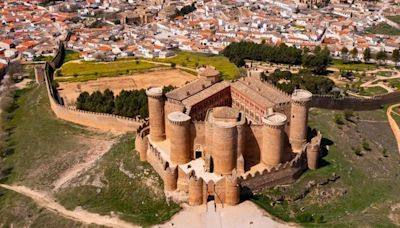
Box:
[135,67,322,206]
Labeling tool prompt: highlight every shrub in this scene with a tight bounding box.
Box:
[344,109,354,121]
[334,114,344,125]
[353,147,362,156]
[362,139,371,151]
[296,213,314,223]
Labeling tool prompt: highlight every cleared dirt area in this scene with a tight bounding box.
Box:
[58,69,195,106]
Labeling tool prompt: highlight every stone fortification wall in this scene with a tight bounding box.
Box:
[240,153,307,191]
[41,42,142,132]
[311,93,400,111]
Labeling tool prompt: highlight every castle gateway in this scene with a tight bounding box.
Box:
[135,67,321,206]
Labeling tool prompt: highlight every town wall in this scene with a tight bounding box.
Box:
[311,93,400,111]
[40,42,142,132]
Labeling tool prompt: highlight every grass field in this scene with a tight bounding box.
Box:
[0,85,180,226]
[387,15,400,25]
[63,49,81,64]
[366,23,400,36]
[0,86,107,226]
[359,86,388,96]
[252,109,400,227]
[58,60,160,80]
[331,60,378,71]
[34,55,53,62]
[55,134,181,227]
[150,51,240,80]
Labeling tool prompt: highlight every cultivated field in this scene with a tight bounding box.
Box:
[58,69,195,106]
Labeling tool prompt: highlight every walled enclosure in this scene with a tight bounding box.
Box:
[40,42,143,132]
[136,67,322,206]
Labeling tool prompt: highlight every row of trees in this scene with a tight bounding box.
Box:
[223,42,303,67]
[174,3,197,17]
[340,47,400,65]
[223,42,332,74]
[76,86,174,118]
[261,69,335,94]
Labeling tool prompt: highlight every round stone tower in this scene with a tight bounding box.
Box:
[289,89,312,152]
[207,107,245,175]
[188,176,204,206]
[168,111,191,165]
[135,135,148,161]
[261,112,287,166]
[307,142,320,170]
[146,86,165,142]
[225,175,240,206]
[164,165,178,191]
[212,123,236,175]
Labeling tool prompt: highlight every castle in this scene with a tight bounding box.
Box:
[135,66,322,206]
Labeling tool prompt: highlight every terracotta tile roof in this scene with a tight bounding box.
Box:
[166,78,214,101]
[182,81,230,107]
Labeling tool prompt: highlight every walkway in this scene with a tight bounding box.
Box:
[155,201,294,228]
[386,104,400,154]
[0,184,138,228]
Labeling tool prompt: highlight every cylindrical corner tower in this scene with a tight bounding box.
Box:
[262,112,287,166]
[307,143,319,170]
[168,111,191,165]
[212,123,237,175]
[225,176,240,206]
[146,86,165,142]
[164,166,178,191]
[188,177,204,206]
[135,135,148,161]
[289,89,312,152]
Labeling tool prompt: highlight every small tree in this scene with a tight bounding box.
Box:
[376,51,387,65]
[350,48,358,61]
[344,109,354,121]
[392,49,400,65]
[341,47,349,62]
[334,113,344,125]
[171,62,176,68]
[363,48,371,62]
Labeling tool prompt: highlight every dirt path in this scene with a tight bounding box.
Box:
[155,201,295,228]
[387,104,400,154]
[52,137,116,191]
[0,184,138,228]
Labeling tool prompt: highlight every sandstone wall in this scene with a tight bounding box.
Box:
[241,153,307,191]
[311,93,400,110]
[40,42,142,133]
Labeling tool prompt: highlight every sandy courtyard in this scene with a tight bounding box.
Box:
[58,69,195,106]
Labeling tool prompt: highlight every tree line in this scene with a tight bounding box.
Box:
[76,86,174,118]
[174,3,197,17]
[261,69,335,94]
[223,42,332,74]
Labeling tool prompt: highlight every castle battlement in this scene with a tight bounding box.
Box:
[135,67,321,206]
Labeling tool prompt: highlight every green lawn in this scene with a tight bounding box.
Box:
[55,134,181,227]
[331,59,377,71]
[366,23,400,36]
[376,71,393,77]
[252,109,400,227]
[57,60,160,80]
[149,51,240,80]
[387,15,400,25]
[34,55,53,62]
[63,49,81,64]
[389,78,400,89]
[359,86,388,96]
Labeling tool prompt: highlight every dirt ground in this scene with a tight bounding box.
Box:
[58,69,196,106]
